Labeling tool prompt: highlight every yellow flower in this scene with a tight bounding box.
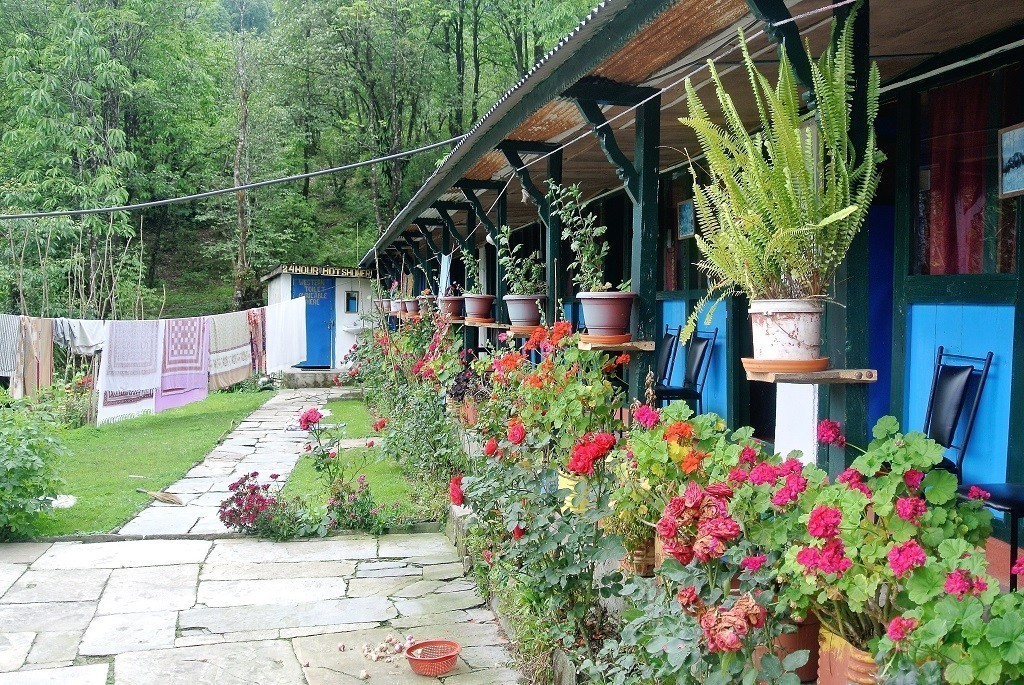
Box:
[668,442,691,465]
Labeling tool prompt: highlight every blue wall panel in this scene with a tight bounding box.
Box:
[659,300,729,418]
[867,206,895,428]
[903,304,1014,485]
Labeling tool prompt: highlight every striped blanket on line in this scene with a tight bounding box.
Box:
[209,311,252,390]
[97,319,162,424]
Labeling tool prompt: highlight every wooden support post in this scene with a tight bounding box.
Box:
[406,240,438,295]
[628,97,660,402]
[744,0,815,94]
[818,1,870,473]
[460,187,508,323]
[500,146,561,324]
[496,191,508,323]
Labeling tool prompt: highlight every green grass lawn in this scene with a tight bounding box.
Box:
[323,398,373,438]
[35,391,272,537]
[283,399,443,523]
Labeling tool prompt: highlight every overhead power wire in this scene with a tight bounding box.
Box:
[0,135,467,221]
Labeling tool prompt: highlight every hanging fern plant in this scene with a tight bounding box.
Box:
[680,13,883,337]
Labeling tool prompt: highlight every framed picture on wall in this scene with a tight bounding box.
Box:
[999,121,1024,199]
[678,200,695,239]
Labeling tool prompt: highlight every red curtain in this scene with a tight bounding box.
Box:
[926,74,990,275]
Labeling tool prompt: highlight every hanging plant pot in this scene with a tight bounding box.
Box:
[743,299,828,373]
[376,298,390,313]
[389,299,403,314]
[464,294,495,323]
[403,298,420,314]
[817,627,877,685]
[578,292,636,343]
[504,295,545,329]
[439,296,465,320]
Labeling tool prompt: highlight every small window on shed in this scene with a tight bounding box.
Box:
[345,292,359,313]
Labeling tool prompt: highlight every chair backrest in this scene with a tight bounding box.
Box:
[684,328,719,390]
[923,345,992,479]
[656,326,681,386]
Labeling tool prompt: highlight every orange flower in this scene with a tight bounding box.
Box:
[664,421,696,444]
[680,449,709,474]
[523,327,548,351]
[525,374,544,389]
[616,353,630,365]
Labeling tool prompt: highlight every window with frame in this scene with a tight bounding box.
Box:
[345,292,359,313]
[912,65,1021,275]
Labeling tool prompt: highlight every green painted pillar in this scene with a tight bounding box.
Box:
[628,96,661,402]
[545,153,563,325]
[495,192,508,324]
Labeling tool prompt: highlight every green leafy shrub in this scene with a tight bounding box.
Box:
[0,401,66,540]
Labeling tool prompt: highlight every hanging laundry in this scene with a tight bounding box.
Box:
[266,297,307,372]
[52,318,108,355]
[156,317,209,412]
[97,319,163,424]
[20,316,54,398]
[209,310,253,390]
[248,307,267,374]
[0,313,21,381]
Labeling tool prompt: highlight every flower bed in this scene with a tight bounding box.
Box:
[342,306,1024,685]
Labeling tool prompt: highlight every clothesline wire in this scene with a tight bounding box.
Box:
[0,136,467,221]
[472,0,858,223]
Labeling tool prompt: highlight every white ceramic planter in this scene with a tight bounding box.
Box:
[389,299,403,314]
[504,295,545,328]
[748,299,823,360]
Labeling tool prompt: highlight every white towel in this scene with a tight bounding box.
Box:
[0,314,21,378]
[53,318,108,355]
[97,319,163,424]
[266,297,306,372]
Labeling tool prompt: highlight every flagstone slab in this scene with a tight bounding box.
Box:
[390,610,471,630]
[179,596,396,633]
[0,569,110,604]
[444,667,522,684]
[32,540,211,570]
[0,546,50,565]
[345,576,420,599]
[0,664,109,685]
[117,508,201,536]
[187,517,231,535]
[0,602,96,632]
[377,533,457,560]
[79,610,177,655]
[164,478,220,494]
[394,590,485,617]
[293,628,427,684]
[113,639,304,685]
[423,562,466,581]
[355,565,422,578]
[0,567,25,597]
[460,644,514,669]
[196,577,348,607]
[97,564,199,615]
[24,632,80,665]
[392,580,443,598]
[205,537,377,564]
[0,633,34,672]
[200,560,356,581]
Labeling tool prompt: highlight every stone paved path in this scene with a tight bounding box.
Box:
[118,388,348,536]
[0,534,520,684]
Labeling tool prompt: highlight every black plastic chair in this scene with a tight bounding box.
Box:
[923,347,1024,588]
[655,327,718,414]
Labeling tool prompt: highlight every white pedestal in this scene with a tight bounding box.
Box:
[774,383,819,464]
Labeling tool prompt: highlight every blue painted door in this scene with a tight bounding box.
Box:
[291,276,335,368]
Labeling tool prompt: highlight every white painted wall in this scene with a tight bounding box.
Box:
[774,383,819,464]
[264,272,372,369]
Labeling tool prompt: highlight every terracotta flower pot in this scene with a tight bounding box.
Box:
[504,295,545,328]
[755,616,820,683]
[621,539,656,577]
[578,291,636,340]
[464,294,495,322]
[439,296,464,319]
[403,298,420,314]
[654,535,668,569]
[817,627,877,685]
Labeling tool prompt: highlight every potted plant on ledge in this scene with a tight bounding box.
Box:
[461,245,495,323]
[549,181,636,343]
[439,283,464,321]
[387,280,403,315]
[680,16,883,372]
[496,223,545,331]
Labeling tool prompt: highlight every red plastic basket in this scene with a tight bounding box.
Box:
[405,639,461,676]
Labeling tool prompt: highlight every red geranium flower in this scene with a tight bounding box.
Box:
[807,505,842,539]
[512,525,525,540]
[740,554,767,572]
[886,616,918,643]
[888,539,926,579]
[449,475,464,506]
[967,485,991,501]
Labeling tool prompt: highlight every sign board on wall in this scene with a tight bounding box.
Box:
[261,264,374,281]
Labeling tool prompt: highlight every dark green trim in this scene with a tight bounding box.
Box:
[414,224,441,257]
[889,91,916,425]
[1007,194,1024,485]
[501,149,548,214]
[904,276,1017,304]
[545,152,563,324]
[496,192,509,323]
[561,76,658,107]
[574,99,639,201]
[744,0,814,92]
